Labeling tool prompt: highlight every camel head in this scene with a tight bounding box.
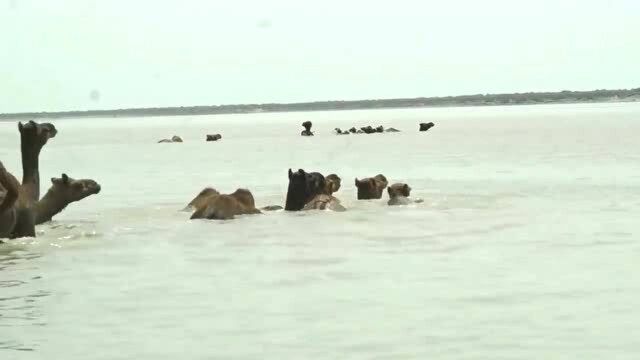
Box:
[355,174,388,200]
[18,121,57,150]
[285,168,326,211]
[324,174,342,195]
[387,183,411,198]
[49,173,101,203]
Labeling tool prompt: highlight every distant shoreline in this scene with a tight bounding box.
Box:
[1,87,638,121]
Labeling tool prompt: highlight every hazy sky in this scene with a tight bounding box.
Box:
[1,0,639,112]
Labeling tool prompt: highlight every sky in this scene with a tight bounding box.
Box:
[1,0,639,112]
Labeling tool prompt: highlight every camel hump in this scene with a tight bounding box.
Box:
[184,187,219,211]
[190,188,260,220]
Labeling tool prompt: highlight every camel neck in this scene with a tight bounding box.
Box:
[21,142,42,201]
[34,189,68,225]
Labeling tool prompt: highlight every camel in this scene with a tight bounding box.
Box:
[301,121,314,136]
[34,174,101,224]
[285,169,345,211]
[355,174,388,200]
[189,188,261,220]
[158,135,183,143]
[419,122,435,132]
[0,161,19,239]
[19,121,58,201]
[323,174,342,195]
[183,187,220,212]
[387,183,425,206]
[1,121,57,238]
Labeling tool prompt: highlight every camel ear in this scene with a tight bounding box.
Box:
[62,173,69,184]
[18,122,23,131]
[288,168,293,179]
[51,177,63,185]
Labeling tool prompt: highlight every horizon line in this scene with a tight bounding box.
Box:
[1,86,639,118]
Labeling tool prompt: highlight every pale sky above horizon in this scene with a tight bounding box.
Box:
[1,0,639,113]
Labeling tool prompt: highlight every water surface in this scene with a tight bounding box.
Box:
[1,103,639,359]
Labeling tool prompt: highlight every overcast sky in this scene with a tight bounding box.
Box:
[1,0,638,112]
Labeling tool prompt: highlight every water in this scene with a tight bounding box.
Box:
[1,103,639,359]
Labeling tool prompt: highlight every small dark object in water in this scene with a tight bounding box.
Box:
[261,205,283,211]
[158,135,183,143]
[360,126,375,134]
[419,122,435,132]
[206,134,222,141]
[301,121,314,136]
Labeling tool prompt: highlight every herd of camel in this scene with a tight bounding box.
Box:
[0,121,101,240]
[0,119,433,241]
[157,120,436,143]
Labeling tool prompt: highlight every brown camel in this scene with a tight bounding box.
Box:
[1,121,57,239]
[323,174,342,195]
[355,174,388,200]
[190,188,261,220]
[34,174,101,224]
[387,183,424,206]
[19,121,58,201]
[183,187,220,212]
[0,161,19,239]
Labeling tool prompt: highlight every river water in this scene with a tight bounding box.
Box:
[1,103,639,359]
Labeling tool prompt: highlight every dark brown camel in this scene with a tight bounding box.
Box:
[0,121,57,239]
[419,122,435,132]
[0,161,19,239]
[12,121,57,238]
[285,169,345,212]
[355,174,388,200]
[19,121,58,201]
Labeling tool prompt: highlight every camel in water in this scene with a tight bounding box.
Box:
[186,187,262,220]
[158,135,183,143]
[355,174,388,200]
[0,121,57,239]
[34,173,101,224]
[386,183,425,206]
[419,122,435,132]
[301,121,314,136]
[0,161,19,239]
[285,169,345,212]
